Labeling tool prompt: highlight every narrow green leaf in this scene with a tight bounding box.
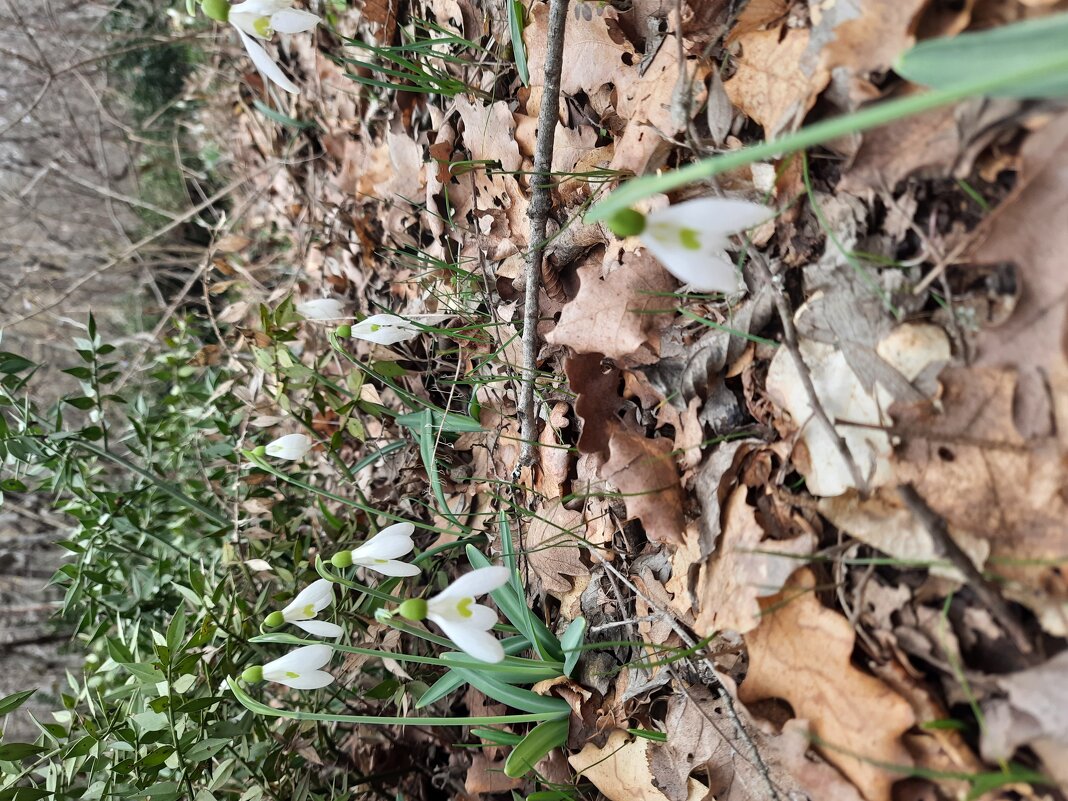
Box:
[504,717,568,778]
[508,0,529,86]
[446,666,569,716]
[252,99,317,129]
[0,689,36,716]
[0,742,46,760]
[471,727,524,746]
[560,617,586,677]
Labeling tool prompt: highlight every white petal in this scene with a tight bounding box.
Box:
[228,11,264,37]
[271,669,335,689]
[263,644,332,676]
[355,559,422,577]
[349,314,422,345]
[292,619,344,638]
[640,233,742,294]
[281,578,334,620]
[264,432,312,460]
[349,525,415,561]
[647,197,773,241]
[296,298,345,320]
[431,615,505,663]
[236,27,299,94]
[431,566,510,604]
[270,7,320,33]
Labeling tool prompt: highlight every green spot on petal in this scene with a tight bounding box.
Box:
[285,671,300,679]
[678,228,701,251]
[457,597,474,619]
[253,16,272,36]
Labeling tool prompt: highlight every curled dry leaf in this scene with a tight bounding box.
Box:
[598,427,686,546]
[740,568,915,801]
[525,500,588,597]
[546,250,676,366]
[693,486,817,635]
[569,729,708,801]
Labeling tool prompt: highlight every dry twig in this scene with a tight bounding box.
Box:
[518,0,568,467]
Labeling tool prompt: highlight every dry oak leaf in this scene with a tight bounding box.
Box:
[464,753,523,796]
[545,250,676,366]
[892,366,1068,634]
[598,428,687,546]
[693,486,817,636]
[740,568,915,801]
[525,500,588,597]
[569,730,708,801]
[454,96,522,172]
[648,687,866,801]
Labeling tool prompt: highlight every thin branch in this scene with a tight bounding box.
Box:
[897,483,1032,655]
[518,0,568,467]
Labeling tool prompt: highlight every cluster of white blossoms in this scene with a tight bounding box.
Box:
[240,520,510,690]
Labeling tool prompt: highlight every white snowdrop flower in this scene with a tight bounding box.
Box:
[348,314,423,346]
[241,644,335,689]
[296,298,346,321]
[265,578,343,638]
[263,433,313,461]
[614,198,774,294]
[398,566,510,663]
[211,0,320,95]
[330,522,420,577]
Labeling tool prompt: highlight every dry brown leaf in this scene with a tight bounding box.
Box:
[454,96,522,172]
[565,353,626,460]
[693,486,816,635]
[536,402,573,499]
[545,250,676,365]
[525,501,587,597]
[648,687,867,801]
[740,568,915,801]
[569,730,708,801]
[892,366,1068,634]
[464,753,522,796]
[599,427,686,546]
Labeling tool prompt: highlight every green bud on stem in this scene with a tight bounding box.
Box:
[202,0,230,22]
[251,445,267,458]
[240,665,264,683]
[264,611,285,628]
[606,208,646,237]
[397,598,427,621]
[335,324,352,338]
[330,550,353,568]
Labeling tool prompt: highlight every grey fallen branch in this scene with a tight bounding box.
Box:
[518,0,568,468]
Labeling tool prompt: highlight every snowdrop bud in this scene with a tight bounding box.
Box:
[264,433,313,461]
[264,611,285,628]
[607,208,646,237]
[241,665,264,683]
[397,598,427,621]
[335,324,352,338]
[251,446,267,458]
[202,0,230,21]
[330,551,353,568]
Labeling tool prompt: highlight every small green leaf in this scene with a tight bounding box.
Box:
[185,738,230,762]
[0,743,46,760]
[560,617,586,678]
[0,689,36,716]
[504,717,569,778]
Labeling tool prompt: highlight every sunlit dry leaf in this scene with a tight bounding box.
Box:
[599,428,686,546]
[694,486,816,635]
[525,501,587,597]
[740,568,915,801]
[569,730,708,801]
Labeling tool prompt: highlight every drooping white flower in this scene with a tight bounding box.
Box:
[330,522,420,577]
[399,566,509,663]
[296,298,346,321]
[244,644,335,689]
[227,0,320,95]
[264,433,313,461]
[633,198,774,294]
[266,578,343,638]
[348,314,422,346]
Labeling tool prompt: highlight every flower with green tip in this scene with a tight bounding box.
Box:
[634,197,774,294]
[348,313,422,346]
[265,578,342,638]
[330,522,420,577]
[264,432,312,461]
[228,0,320,94]
[241,644,334,689]
[399,566,509,663]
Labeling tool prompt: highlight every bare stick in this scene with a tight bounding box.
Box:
[518,0,568,467]
[750,254,870,496]
[897,483,1032,655]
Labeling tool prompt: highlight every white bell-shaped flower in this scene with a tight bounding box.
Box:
[228,0,320,94]
[296,298,346,321]
[348,314,422,346]
[266,578,342,638]
[257,644,335,689]
[421,566,510,663]
[637,198,773,294]
[264,433,313,461]
[330,522,420,577]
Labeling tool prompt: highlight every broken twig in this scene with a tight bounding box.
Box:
[518,0,568,467]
